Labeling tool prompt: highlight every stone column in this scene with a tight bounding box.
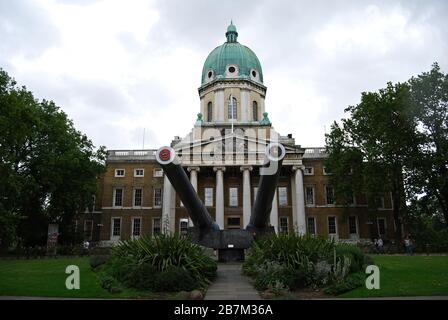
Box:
[213,166,226,229]
[270,190,278,233]
[187,167,200,227]
[240,166,252,228]
[240,89,250,122]
[293,166,306,235]
[162,175,176,234]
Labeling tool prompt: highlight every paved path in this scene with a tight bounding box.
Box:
[205,263,261,300]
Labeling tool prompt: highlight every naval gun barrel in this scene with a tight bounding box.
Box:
[156,146,219,231]
[246,143,286,231]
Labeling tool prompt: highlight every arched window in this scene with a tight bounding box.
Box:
[228,96,237,120]
[252,101,258,121]
[207,102,213,122]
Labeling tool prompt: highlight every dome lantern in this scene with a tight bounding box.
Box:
[226,20,238,43]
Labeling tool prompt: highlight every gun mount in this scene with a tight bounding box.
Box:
[155,143,285,262]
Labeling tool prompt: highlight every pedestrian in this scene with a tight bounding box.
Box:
[404,234,413,256]
[377,237,384,254]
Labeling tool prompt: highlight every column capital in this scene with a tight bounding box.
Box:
[213,166,226,172]
[292,165,305,172]
[240,165,253,172]
[187,166,200,172]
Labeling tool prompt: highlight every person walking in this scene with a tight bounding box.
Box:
[377,237,384,254]
[404,234,413,256]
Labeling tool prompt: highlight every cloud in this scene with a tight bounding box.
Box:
[1,0,447,150]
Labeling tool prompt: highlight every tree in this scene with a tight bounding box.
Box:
[0,68,106,248]
[325,82,421,243]
[408,63,448,226]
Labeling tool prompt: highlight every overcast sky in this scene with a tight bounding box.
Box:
[1,0,447,150]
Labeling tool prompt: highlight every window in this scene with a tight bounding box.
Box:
[207,102,213,122]
[328,216,337,235]
[153,168,163,177]
[115,169,125,177]
[347,192,356,205]
[377,218,386,236]
[91,195,96,211]
[228,96,237,120]
[376,196,385,209]
[278,187,288,206]
[305,186,315,206]
[228,66,236,73]
[132,217,141,237]
[229,187,238,207]
[349,216,358,234]
[134,188,142,207]
[204,187,213,206]
[325,186,334,205]
[153,188,162,207]
[84,220,93,240]
[114,188,123,207]
[253,187,258,203]
[252,101,258,121]
[227,217,240,229]
[180,218,189,237]
[307,217,316,235]
[279,217,288,233]
[304,166,314,175]
[152,218,161,236]
[134,169,144,177]
[323,166,331,175]
[112,218,121,237]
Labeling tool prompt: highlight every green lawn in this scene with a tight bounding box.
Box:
[0,257,178,299]
[340,255,448,298]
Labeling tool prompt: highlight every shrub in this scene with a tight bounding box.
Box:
[243,234,367,292]
[324,272,365,295]
[253,261,306,291]
[335,243,365,272]
[100,234,217,292]
[153,267,197,292]
[90,255,110,269]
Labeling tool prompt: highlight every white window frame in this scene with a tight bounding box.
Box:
[278,187,288,206]
[113,187,123,208]
[307,216,317,235]
[84,219,93,241]
[279,216,289,234]
[228,95,237,120]
[304,166,314,176]
[204,187,213,207]
[152,217,161,236]
[133,188,143,208]
[153,168,163,177]
[229,187,238,207]
[325,185,335,206]
[134,168,144,177]
[327,216,338,235]
[153,188,162,208]
[111,217,122,241]
[179,218,189,236]
[377,217,387,236]
[305,185,315,206]
[131,217,142,239]
[323,166,331,175]
[114,169,125,177]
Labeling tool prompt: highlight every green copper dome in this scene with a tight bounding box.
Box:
[201,22,264,85]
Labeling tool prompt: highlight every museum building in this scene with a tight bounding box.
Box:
[79,23,396,245]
